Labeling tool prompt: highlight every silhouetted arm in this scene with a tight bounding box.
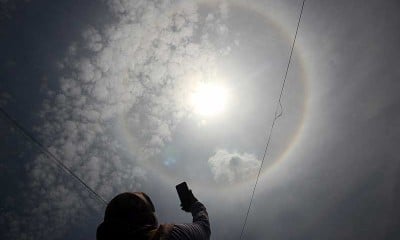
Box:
[167,201,211,240]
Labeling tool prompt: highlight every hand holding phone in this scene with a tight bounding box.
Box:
[176,182,198,212]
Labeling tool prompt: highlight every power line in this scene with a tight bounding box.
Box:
[239,0,306,239]
[0,107,108,207]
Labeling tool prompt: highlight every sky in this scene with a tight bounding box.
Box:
[0,0,399,239]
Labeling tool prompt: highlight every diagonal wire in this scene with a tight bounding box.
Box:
[239,0,306,239]
[0,107,108,207]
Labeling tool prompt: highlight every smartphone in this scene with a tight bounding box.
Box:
[176,182,190,206]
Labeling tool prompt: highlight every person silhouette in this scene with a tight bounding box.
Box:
[96,190,210,240]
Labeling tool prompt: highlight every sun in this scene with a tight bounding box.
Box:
[191,82,229,117]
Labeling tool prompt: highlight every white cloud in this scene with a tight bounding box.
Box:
[208,149,261,184]
[82,27,103,52]
[4,0,235,239]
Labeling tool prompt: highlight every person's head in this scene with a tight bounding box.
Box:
[96,192,158,240]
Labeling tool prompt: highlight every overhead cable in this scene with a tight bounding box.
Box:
[0,107,108,207]
[239,0,306,239]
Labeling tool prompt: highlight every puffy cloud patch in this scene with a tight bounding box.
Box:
[208,149,261,184]
[4,0,235,239]
[82,27,103,52]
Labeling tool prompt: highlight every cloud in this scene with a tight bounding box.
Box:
[208,149,261,184]
[3,0,234,239]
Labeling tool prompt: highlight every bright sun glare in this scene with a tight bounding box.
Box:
[191,82,228,117]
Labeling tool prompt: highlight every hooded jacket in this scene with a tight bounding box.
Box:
[96,192,210,240]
